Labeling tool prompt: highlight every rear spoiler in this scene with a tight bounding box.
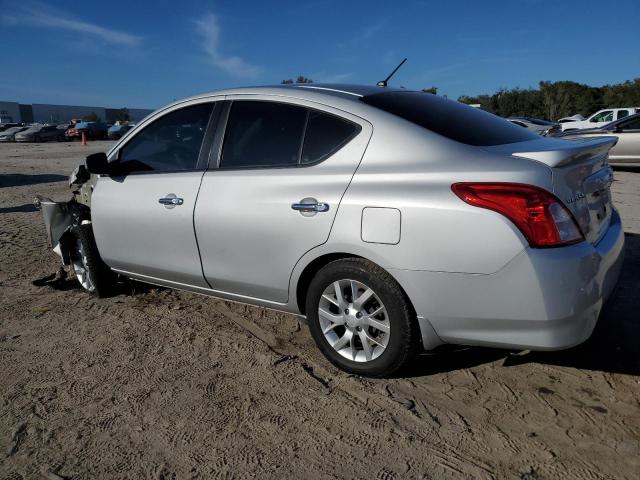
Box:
[483,136,618,168]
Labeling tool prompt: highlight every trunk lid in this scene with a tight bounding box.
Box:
[484,136,618,245]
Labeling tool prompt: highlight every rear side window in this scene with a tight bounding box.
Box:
[301,111,359,164]
[617,110,629,119]
[221,101,307,168]
[361,91,538,146]
[119,103,213,173]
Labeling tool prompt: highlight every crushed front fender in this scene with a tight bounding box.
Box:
[34,196,89,265]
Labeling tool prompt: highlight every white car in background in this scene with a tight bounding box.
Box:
[558,114,585,124]
[561,107,640,131]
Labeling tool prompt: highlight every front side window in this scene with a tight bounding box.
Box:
[118,103,213,173]
[591,111,613,123]
[220,101,307,168]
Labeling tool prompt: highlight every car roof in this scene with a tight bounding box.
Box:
[173,83,404,107]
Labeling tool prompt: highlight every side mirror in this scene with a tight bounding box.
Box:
[85,152,110,175]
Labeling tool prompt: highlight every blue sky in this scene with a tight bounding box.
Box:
[1,0,639,109]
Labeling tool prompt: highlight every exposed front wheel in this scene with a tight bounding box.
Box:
[68,224,114,297]
[306,258,419,377]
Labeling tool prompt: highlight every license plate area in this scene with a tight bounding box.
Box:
[583,167,614,241]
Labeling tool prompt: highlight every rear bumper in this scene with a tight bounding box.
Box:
[392,208,625,351]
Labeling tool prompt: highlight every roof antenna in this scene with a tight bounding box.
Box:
[377,58,407,87]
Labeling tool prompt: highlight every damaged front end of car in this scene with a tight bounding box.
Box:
[33,152,103,266]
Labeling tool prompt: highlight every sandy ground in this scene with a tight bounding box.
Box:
[0,141,638,480]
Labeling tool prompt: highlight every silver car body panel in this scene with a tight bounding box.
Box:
[90,84,624,352]
[92,170,210,287]
[194,94,373,303]
[559,130,640,166]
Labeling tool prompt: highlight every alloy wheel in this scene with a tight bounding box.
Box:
[71,238,95,292]
[318,279,390,362]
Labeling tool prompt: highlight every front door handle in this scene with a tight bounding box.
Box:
[159,193,184,209]
[291,198,330,216]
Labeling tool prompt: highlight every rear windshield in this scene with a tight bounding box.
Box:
[361,91,538,146]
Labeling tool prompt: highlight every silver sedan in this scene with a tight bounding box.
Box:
[558,113,640,166]
[36,84,624,377]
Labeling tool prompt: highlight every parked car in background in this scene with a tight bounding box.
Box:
[561,108,640,131]
[507,117,560,136]
[35,84,623,377]
[14,124,61,142]
[0,122,21,132]
[0,125,30,142]
[66,122,109,141]
[559,112,640,166]
[56,124,71,141]
[558,114,585,124]
[107,123,135,140]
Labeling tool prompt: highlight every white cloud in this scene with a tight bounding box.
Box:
[353,19,386,43]
[1,2,141,47]
[194,13,262,78]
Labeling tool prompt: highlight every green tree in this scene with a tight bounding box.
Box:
[116,108,130,122]
[82,112,100,122]
[457,78,640,120]
[281,76,313,84]
[422,87,438,95]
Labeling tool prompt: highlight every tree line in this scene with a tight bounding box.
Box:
[457,79,640,121]
[280,75,640,122]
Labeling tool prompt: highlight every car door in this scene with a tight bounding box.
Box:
[610,116,640,163]
[44,125,58,140]
[194,98,372,303]
[91,100,220,286]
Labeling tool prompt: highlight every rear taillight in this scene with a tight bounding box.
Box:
[451,182,583,248]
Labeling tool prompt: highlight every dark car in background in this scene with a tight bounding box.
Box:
[507,117,561,136]
[56,124,72,141]
[14,124,61,142]
[107,123,134,140]
[66,122,109,141]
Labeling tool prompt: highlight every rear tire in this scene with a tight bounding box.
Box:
[68,224,115,297]
[305,258,419,377]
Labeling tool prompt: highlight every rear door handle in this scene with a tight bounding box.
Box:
[159,194,184,209]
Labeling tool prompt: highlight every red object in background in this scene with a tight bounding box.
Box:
[81,130,86,145]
